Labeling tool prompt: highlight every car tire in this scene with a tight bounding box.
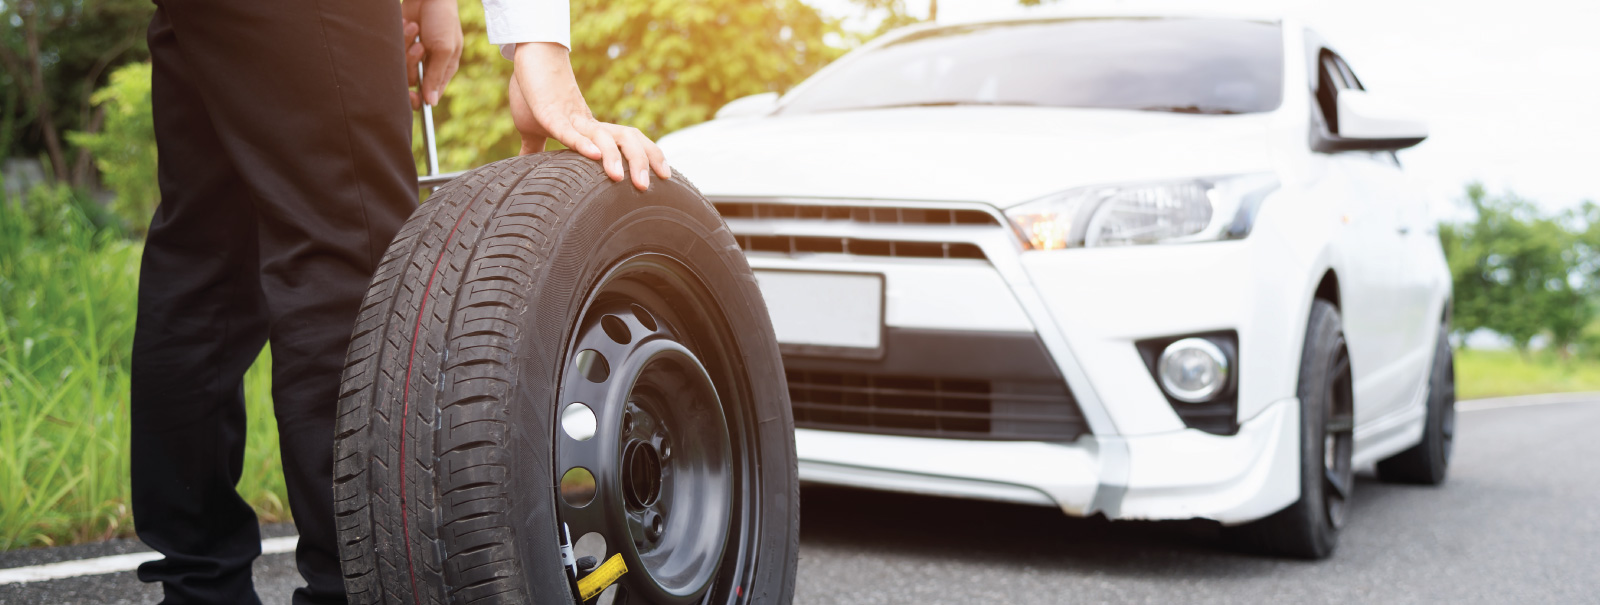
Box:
[1223,300,1354,559]
[333,151,800,604]
[1375,324,1455,485]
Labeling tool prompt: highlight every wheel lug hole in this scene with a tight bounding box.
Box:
[559,467,596,508]
[575,349,609,383]
[644,510,663,541]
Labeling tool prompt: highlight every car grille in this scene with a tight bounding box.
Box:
[714,201,1001,227]
[736,235,987,260]
[786,370,1088,442]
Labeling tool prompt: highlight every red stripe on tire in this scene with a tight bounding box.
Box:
[398,202,475,605]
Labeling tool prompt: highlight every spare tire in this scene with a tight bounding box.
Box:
[333,151,799,604]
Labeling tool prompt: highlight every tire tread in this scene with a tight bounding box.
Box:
[336,151,797,604]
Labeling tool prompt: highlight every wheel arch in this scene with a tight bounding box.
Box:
[1313,270,1340,311]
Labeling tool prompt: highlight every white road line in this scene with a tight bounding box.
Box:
[0,535,298,586]
[1457,392,1600,412]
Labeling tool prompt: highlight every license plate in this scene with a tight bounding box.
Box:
[753,270,884,356]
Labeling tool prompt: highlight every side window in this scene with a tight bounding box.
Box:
[1315,52,1340,132]
[1315,50,1362,133]
[1333,55,1365,91]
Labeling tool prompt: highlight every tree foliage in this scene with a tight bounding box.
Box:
[427,0,844,173]
[67,61,155,233]
[0,0,151,184]
[1444,183,1595,354]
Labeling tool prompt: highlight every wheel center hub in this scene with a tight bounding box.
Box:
[624,440,663,508]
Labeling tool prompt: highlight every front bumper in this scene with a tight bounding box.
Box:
[719,196,1309,523]
[798,396,1300,524]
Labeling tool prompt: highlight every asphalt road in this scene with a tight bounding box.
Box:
[4,397,1596,604]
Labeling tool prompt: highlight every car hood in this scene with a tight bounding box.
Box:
[659,107,1278,209]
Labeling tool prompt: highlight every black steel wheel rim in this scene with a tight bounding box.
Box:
[1323,337,1355,529]
[555,254,760,604]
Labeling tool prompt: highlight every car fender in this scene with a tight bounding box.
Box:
[1238,184,1348,423]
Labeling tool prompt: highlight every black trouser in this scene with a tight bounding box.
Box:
[131,1,416,603]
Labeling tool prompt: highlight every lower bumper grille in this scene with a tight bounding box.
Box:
[787,370,1087,442]
[737,234,986,261]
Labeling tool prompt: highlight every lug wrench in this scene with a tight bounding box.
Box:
[415,40,465,189]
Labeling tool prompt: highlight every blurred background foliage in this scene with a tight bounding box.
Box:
[430,0,845,172]
[0,0,151,185]
[1,0,1597,551]
[0,180,288,550]
[1441,183,1600,357]
[67,62,156,234]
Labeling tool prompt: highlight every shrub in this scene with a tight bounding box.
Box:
[67,62,158,235]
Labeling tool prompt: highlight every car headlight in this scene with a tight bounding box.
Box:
[1005,173,1280,250]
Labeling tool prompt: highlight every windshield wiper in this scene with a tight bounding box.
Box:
[1137,105,1243,115]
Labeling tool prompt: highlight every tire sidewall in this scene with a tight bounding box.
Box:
[1424,329,1454,478]
[497,172,797,602]
[1293,301,1344,555]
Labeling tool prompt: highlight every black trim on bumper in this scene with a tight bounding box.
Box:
[783,328,1089,442]
[1135,330,1240,436]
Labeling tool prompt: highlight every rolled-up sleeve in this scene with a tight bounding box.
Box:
[484,0,571,60]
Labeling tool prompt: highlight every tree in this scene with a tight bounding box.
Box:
[430,0,1057,169]
[836,0,922,37]
[67,62,155,233]
[0,0,151,185]
[1444,183,1593,355]
[427,0,845,172]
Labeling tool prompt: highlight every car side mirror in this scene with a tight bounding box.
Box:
[715,92,780,120]
[1313,89,1428,152]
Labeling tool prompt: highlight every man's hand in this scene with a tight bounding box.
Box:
[401,0,462,109]
[509,42,670,191]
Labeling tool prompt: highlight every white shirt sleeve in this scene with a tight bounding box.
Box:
[483,0,571,60]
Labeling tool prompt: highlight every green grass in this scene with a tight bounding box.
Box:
[0,186,287,551]
[1455,348,1600,401]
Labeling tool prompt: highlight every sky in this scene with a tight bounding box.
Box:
[810,0,1600,216]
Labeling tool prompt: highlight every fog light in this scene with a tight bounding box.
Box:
[1157,338,1229,403]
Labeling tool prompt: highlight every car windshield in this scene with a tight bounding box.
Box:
[779,18,1284,116]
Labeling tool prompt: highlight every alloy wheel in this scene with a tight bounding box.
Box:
[1322,337,1356,529]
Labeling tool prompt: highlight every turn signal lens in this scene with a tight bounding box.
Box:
[1012,211,1072,251]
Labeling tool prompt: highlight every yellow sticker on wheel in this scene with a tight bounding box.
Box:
[576,553,628,601]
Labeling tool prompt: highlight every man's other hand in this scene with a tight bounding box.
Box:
[402,0,462,109]
[509,42,670,191]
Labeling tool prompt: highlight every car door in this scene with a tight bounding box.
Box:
[1385,153,1445,409]
[1314,50,1416,423]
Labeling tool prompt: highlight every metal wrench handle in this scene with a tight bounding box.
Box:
[415,39,464,188]
[418,57,440,177]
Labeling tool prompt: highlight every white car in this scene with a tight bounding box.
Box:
[660,13,1455,558]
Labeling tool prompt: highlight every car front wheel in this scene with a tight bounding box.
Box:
[1224,299,1353,559]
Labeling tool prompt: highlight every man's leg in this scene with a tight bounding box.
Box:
[156,0,418,603]
[131,7,271,604]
